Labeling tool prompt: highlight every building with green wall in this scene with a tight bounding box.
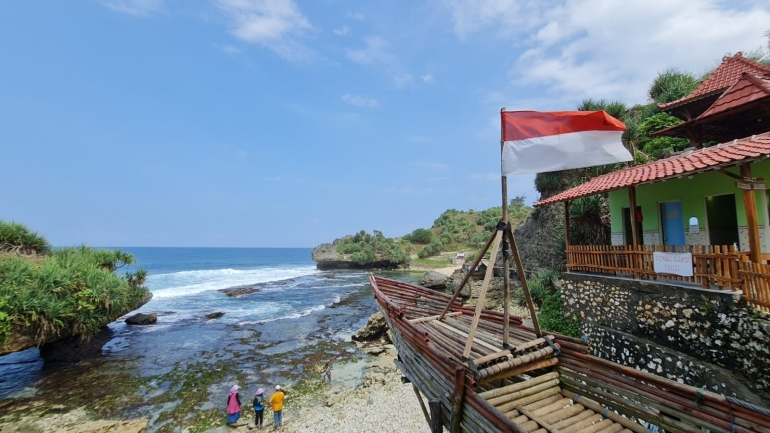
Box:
[608,159,770,252]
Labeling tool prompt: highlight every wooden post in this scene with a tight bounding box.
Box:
[463,230,502,358]
[413,385,431,426]
[741,163,762,263]
[564,200,571,269]
[502,176,511,347]
[501,111,512,348]
[628,186,640,279]
[429,400,442,433]
[450,366,466,433]
[506,229,542,337]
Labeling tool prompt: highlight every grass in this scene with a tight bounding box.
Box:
[410,258,453,266]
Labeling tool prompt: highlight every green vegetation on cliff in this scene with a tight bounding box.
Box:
[0,221,150,349]
[336,229,409,266]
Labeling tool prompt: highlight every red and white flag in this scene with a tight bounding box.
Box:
[501,110,631,176]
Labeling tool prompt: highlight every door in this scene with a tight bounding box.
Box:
[706,194,739,247]
[622,206,643,245]
[660,201,685,246]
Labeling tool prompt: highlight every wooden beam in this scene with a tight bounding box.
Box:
[502,176,511,347]
[463,230,503,358]
[628,186,640,280]
[429,400,443,433]
[741,163,762,263]
[506,229,542,337]
[628,186,639,249]
[450,366,466,433]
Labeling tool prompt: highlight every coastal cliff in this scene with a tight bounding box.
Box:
[312,237,403,270]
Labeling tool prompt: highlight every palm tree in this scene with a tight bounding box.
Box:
[648,69,700,105]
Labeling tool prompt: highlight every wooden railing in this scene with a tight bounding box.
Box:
[567,244,770,311]
[738,261,770,312]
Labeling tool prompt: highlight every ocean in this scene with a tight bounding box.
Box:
[0,247,420,430]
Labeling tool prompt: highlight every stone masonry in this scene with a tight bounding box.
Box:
[559,273,770,404]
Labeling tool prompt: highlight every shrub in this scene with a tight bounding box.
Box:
[0,244,150,345]
[417,239,443,259]
[408,228,433,244]
[535,172,563,193]
[0,221,51,255]
[538,291,580,338]
[335,230,409,266]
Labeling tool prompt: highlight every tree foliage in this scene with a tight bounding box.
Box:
[0,222,150,346]
[648,69,700,105]
[336,230,409,266]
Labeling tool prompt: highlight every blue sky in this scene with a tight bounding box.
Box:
[1,0,769,247]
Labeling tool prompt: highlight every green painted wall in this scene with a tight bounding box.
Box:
[609,159,770,234]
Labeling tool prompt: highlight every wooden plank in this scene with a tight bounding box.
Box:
[742,163,762,264]
[409,311,462,324]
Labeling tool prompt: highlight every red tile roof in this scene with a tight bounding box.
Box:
[534,133,770,207]
[698,73,770,119]
[659,53,770,112]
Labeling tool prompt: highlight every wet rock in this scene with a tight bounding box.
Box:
[420,271,449,290]
[40,326,114,363]
[205,312,225,319]
[125,312,157,325]
[218,287,259,297]
[352,312,388,341]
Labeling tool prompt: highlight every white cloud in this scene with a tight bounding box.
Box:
[215,0,314,62]
[346,36,395,65]
[333,26,350,36]
[102,0,164,16]
[341,94,380,108]
[347,36,413,87]
[442,0,770,104]
[421,73,435,84]
[346,11,366,20]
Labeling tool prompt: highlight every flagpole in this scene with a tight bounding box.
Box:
[501,108,542,338]
[500,108,511,347]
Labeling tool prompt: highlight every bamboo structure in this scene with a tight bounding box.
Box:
[370,275,770,433]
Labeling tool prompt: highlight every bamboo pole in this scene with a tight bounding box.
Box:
[439,228,498,320]
[413,385,432,426]
[502,176,512,347]
[450,366,466,433]
[506,229,542,336]
[463,230,503,358]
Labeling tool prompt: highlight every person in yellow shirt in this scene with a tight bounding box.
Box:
[268,385,285,429]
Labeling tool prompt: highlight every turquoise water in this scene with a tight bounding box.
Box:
[0,247,420,406]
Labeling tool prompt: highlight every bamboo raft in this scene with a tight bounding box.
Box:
[370,274,770,433]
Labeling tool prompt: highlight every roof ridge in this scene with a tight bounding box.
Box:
[659,53,770,111]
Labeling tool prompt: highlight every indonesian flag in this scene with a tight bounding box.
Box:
[501,110,631,176]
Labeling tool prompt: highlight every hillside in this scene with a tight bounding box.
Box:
[312,196,533,268]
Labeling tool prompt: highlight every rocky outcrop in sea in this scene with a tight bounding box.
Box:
[311,237,402,270]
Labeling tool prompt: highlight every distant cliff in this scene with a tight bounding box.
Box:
[312,232,407,270]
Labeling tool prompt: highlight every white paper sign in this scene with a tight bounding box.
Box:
[653,252,693,277]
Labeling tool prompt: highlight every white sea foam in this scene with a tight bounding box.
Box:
[147,266,318,298]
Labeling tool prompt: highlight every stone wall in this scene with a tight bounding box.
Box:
[559,273,770,404]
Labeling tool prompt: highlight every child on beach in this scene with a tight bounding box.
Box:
[253,388,266,429]
[322,363,331,383]
[226,385,242,425]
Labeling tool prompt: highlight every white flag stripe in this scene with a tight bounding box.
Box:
[501,130,631,176]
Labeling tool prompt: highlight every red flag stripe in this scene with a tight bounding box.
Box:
[502,110,626,141]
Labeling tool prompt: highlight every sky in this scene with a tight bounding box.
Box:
[1,0,769,248]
